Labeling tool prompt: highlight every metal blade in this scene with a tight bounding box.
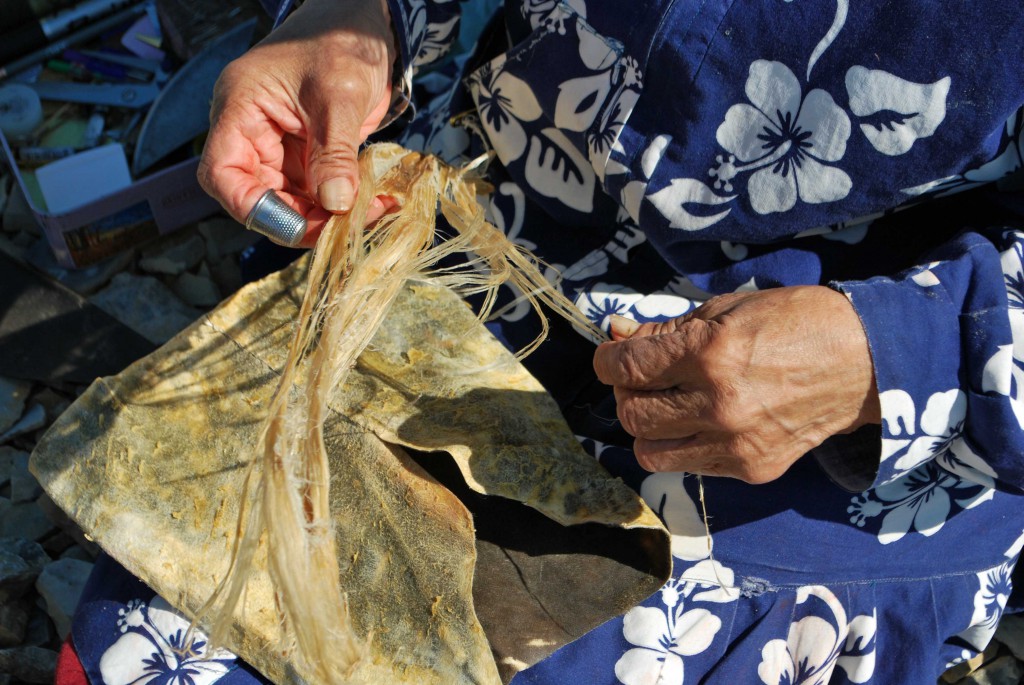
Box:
[131,17,256,176]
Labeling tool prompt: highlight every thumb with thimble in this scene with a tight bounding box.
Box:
[197,0,400,248]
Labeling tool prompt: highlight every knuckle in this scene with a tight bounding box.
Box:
[695,338,734,382]
[616,398,648,438]
[326,73,366,99]
[308,144,357,168]
[618,345,651,387]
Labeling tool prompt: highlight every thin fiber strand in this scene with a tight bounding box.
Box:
[198,145,606,683]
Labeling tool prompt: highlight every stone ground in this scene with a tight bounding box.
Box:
[0,172,1022,685]
[0,175,258,684]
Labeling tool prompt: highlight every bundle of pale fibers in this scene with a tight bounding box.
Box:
[200,144,606,683]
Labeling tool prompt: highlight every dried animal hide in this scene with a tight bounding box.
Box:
[202,145,615,685]
[31,263,670,683]
[31,146,671,684]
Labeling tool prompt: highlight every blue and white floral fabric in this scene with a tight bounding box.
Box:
[71,555,267,685]
[382,0,1024,682]
[68,0,1024,684]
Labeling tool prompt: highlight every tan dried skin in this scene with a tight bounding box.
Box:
[202,144,606,683]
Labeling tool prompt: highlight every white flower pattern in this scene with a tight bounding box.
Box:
[845,66,950,156]
[575,284,693,332]
[947,532,1024,666]
[168,1,1024,684]
[614,570,732,685]
[99,597,236,685]
[878,389,967,474]
[983,234,1024,428]
[469,58,543,164]
[758,587,876,685]
[715,60,852,215]
[848,459,994,544]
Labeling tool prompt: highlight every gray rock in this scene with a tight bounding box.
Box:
[0,552,30,602]
[35,496,100,559]
[0,599,30,647]
[139,233,206,275]
[0,538,48,601]
[210,256,244,296]
[960,655,1023,685]
[0,502,57,541]
[9,451,41,503]
[3,538,49,569]
[0,646,58,683]
[0,377,31,435]
[0,404,45,444]
[22,608,53,648]
[995,613,1024,661]
[29,389,70,422]
[40,531,74,558]
[35,558,92,638]
[25,239,135,296]
[89,273,199,345]
[0,447,18,488]
[59,545,93,563]
[199,216,259,262]
[173,271,222,308]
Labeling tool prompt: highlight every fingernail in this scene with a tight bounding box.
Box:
[319,177,354,213]
[609,314,640,338]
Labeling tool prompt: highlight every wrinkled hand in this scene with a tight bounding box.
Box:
[197,0,397,246]
[593,286,881,483]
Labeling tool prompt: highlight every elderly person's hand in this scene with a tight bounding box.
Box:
[197,0,397,247]
[593,286,881,483]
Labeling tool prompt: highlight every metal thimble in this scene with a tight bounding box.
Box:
[244,189,307,247]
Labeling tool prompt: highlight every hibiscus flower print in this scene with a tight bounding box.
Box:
[970,562,1014,643]
[848,460,992,545]
[879,389,966,475]
[947,559,1016,667]
[757,587,876,685]
[759,615,843,685]
[575,284,693,331]
[713,60,852,215]
[982,233,1024,430]
[467,59,543,164]
[99,597,236,685]
[614,577,723,685]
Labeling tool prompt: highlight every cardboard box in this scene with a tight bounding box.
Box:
[1,130,220,268]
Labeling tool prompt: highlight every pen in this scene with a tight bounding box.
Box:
[62,49,148,80]
[45,58,88,78]
[0,2,148,81]
[0,0,135,65]
[0,1,80,36]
